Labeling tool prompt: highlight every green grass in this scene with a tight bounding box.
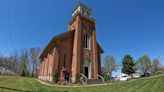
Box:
[0,74,164,92]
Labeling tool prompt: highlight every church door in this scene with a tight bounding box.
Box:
[64,73,69,81]
[83,59,90,78]
[84,67,88,78]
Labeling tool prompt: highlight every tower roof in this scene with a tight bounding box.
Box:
[72,2,92,13]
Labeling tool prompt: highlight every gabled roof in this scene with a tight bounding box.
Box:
[39,31,74,59]
[39,30,104,59]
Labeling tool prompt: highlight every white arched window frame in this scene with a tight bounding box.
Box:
[83,31,90,50]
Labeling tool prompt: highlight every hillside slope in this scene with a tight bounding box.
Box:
[0,74,163,92]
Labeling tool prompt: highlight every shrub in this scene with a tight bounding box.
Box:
[75,73,80,83]
[153,71,163,76]
[104,75,109,82]
[53,70,59,83]
[21,70,25,77]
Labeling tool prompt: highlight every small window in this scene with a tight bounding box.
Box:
[72,26,75,31]
[86,11,90,16]
[85,24,89,29]
[84,9,87,16]
[81,8,85,13]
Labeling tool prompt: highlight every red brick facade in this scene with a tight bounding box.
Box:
[38,3,103,83]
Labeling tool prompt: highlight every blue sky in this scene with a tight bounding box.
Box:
[0,0,164,69]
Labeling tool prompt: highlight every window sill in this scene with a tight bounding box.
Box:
[84,48,91,51]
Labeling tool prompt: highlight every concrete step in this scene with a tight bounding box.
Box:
[87,79,103,84]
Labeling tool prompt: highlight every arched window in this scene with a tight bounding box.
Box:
[63,54,66,68]
[83,32,90,49]
[72,25,75,31]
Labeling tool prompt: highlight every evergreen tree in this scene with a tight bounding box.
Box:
[122,55,135,75]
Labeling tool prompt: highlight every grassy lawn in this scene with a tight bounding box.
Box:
[0,74,164,92]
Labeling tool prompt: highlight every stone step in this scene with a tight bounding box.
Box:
[87,79,103,84]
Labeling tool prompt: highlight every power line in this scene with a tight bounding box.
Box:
[8,0,14,50]
[16,0,32,28]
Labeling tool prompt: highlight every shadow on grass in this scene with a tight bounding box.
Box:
[0,86,32,92]
[0,86,67,92]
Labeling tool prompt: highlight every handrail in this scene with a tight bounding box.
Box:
[97,74,104,83]
[81,73,88,84]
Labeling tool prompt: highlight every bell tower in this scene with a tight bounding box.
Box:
[72,3,91,17]
[69,3,99,83]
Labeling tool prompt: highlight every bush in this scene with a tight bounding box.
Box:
[21,70,25,77]
[103,75,109,82]
[53,70,59,83]
[75,73,80,83]
[153,71,163,76]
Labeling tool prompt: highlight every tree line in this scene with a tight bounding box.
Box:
[102,54,162,79]
[0,48,40,77]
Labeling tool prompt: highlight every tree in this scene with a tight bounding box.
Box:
[20,49,29,76]
[151,59,160,73]
[101,66,108,76]
[136,55,151,74]
[9,50,20,74]
[29,48,40,77]
[160,67,164,72]
[104,55,117,79]
[0,53,3,67]
[101,66,109,81]
[122,55,135,75]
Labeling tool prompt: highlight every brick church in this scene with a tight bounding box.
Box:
[38,3,103,83]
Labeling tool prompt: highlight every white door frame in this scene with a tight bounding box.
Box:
[83,59,91,79]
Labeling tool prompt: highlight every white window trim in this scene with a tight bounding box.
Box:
[84,31,91,50]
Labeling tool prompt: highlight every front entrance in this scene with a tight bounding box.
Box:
[60,68,70,82]
[83,59,91,78]
[84,67,88,78]
[64,73,69,81]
